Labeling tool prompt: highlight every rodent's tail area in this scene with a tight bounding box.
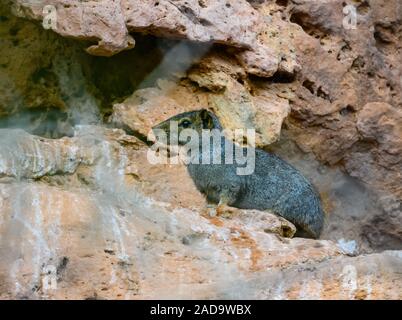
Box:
[279,186,325,239]
[300,192,325,239]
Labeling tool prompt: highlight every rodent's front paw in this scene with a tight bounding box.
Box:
[208,207,217,217]
[201,205,217,217]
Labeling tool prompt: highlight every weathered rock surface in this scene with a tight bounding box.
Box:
[11,0,298,76]
[112,67,290,147]
[0,3,64,116]
[12,0,135,57]
[0,0,401,299]
[0,128,400,299]
[276,0,402,250]
[0,2,102,133]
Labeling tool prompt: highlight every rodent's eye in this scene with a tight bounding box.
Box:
[180,120,191,128]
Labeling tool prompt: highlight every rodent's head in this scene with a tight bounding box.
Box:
[152,109,221,145]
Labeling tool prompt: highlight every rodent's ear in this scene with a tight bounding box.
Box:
[200,109,213,129]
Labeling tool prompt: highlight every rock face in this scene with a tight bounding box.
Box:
[0,0,401,299]
[111,75,290,147]
[0,3,102,135]
[279,0,402,250]
[12,0,135,57]
[0,127,400,299]
[11,0,298,76]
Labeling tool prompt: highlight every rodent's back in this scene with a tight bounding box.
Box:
[188,143,324,238]
[236,149,324,238]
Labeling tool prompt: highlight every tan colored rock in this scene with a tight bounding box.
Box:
[111,79,207,138]
[236,11,301,77]
[246,0,402,250]
[11,0,298,77]
[124,0,295,77]
[1,0,401,300]
[0,178,400,299]
[187,51,246,91]
[356,102,402,160]
[236,44,279,77]
[0,178,334,299]
[343,102,402,249]
[251,87,291,146]
[207,78,290,146]
[113,51,290,147]
[124,0,260,47]
[12,0,134,56]
[0,126,400,299]
[0,127,329,299]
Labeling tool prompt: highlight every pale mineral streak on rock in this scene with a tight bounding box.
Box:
[0,126,142,180]
[0,129,81,179]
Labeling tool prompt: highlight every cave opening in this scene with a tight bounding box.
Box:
[0,11,214,139]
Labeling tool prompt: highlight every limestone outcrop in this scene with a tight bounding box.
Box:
[0,0,400,299]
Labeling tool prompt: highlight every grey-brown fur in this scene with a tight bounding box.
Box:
[153,109,324,238]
